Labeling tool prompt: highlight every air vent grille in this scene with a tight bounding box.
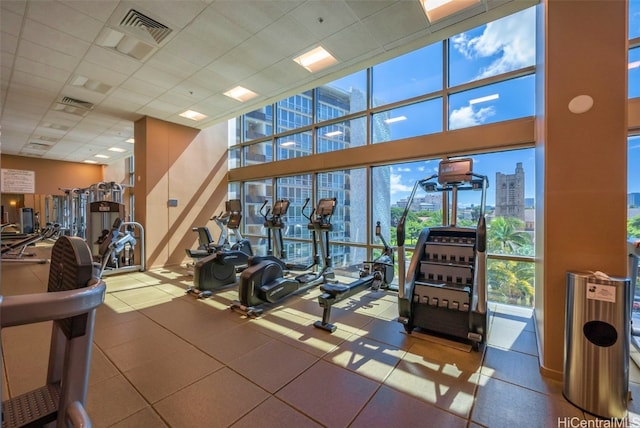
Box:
[120,9,172,44]
[26,142,51,151]
[59,97,94,110]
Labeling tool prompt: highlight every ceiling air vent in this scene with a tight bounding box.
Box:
[59,97,94,110]
[26,142,52,151]
[120,9,172,44]
[54,97,94,117]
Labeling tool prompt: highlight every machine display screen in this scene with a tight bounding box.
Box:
[316,198,336,216]
[272,199,290,216]
[438,158,473,184]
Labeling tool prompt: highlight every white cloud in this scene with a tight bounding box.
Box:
[390,173,413,194]
[449,105,496,130]
[452,7,535,80]
[397,167,411,172]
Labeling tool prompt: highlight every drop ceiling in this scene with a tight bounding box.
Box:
[0,0,534,165]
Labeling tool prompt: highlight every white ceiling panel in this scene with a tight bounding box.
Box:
[26,1,104,42]
[16,39,81,72]
[21,18,90,58]
[0,0,532,165]
[288,0,359,40]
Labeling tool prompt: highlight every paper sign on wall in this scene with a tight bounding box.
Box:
[1,169,35,194]
[586,282,616,303]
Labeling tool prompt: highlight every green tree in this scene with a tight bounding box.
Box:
[629,214,640,238]
[487,216,532,255]
[488,260,535,305]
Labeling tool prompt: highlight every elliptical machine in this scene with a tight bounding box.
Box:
[248,199,290,270]
[188,200,253,298]
[396,158,489,351]
[231,197,337,317]
[314,220,395,333]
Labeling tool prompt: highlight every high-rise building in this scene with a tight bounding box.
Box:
[495,163,525,221]
[629,192,640,208]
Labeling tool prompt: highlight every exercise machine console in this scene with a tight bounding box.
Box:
[396,158,489,350]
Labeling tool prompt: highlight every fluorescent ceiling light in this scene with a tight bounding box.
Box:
[384,116,407,124]
[324,131,343,137]
[280,141,296,147]
[223,86,258,102]
[629,61,640,70]
[469,93,499,105]
[125,138,135,143]
[84,160,98,164]
[95,154,110,159]
[293,46,338,72]
[179,110,208,121]
[108,147,126,153]
[420,0,480,23]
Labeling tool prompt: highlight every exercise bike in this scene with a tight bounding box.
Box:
[230,197,337,317]
[314,221,395,333]
[188,199,253,298]
[184,210,231,272]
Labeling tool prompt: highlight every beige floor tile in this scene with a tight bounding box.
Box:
[109,407,169,427]
[482,346,561,395]
[472,374,582,427]
[406,338,485,373]
[93,313,165,350]
[89,344,119,386]
[359,317,417,350]
[2,322,52,397]
[195,323,274,364]
[94,295,143,328]
[487,318,538,355]
[231,396,323,428]
[86,374,148,427]
[323,336,405,383]
[384,348,480,418]
[229,339,319,393]
[154,367,269,428]
[350,385,467,428]
[279,316,355,357]
[101,326,195,372]
[123,344,223,403]
[276,359,380,427]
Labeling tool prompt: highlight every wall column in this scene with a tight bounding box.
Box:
[535,0,628,378]
[134,116,229,269]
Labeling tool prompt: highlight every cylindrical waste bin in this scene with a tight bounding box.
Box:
[564,271,631,419]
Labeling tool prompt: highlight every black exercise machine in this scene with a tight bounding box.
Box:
[248,198,295,270]
[188,199,253,298]
[185,210,230,262]
[314,220,395,333]
[230,197,337,317]
[0,223,60,264]
[396,158,489,351]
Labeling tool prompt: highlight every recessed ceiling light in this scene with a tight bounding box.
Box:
[293,46,338,72]
[95,28,155,61]
[420,0,480,23]
[179,110,208,121]
[125,138,135,143]
[384,116,407,124]
[223,86,258,102]
[84,160,98,164]
[469,94,499,105]
[95,154,110,159]
[324,131,343,137]
[108,147,126,153]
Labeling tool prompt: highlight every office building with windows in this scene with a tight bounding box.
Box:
[1,1,639,426]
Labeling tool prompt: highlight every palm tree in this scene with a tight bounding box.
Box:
[487,216,532,254]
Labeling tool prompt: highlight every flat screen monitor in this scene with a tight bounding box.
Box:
[272,199,290,216]
[438,158,472,184]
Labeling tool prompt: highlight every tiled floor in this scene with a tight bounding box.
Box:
[3,243,640,427]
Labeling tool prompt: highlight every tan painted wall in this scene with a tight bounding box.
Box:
[1,155,103,195]
[535,0,628,378]
[134,117,229,269]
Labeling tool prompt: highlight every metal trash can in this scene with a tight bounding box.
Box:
[563,271,631,419]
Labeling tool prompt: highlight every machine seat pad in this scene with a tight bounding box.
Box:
[320,283,350,297]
